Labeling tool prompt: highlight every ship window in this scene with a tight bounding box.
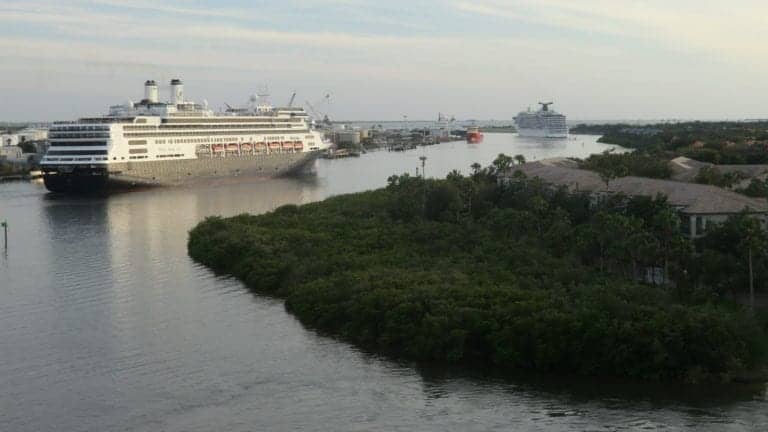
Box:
[129,148,148,154]
[50,141,107,147]
[47,150,108,156]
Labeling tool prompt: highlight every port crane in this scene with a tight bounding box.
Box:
[305,93,332,125]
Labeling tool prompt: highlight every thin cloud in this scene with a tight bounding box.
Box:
[86,0,253,20]
[454,0,768,61]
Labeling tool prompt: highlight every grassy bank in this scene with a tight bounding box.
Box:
[188,164,768,383]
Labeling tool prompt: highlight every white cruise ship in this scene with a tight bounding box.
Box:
[514,102,568,138]
[40,79,330,192]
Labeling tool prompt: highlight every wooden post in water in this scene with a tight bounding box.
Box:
[1,220,6,250]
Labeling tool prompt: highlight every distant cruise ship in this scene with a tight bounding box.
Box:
[40,79,330,193]
[514,102,568,138]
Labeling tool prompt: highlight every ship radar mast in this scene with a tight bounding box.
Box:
[253,85,273,114]
[539,102,553,112]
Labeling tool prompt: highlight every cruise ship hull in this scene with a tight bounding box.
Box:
[516,128,568,139]
[42,151,320,193]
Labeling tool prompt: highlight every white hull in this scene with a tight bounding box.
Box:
[516,128,568,139]
[40,78,332,193]
[514,102,568,139]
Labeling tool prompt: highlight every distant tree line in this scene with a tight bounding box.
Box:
[571,121,768,164]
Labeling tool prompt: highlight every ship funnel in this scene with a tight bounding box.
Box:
[170,78,184,104]
[144,80,158,103]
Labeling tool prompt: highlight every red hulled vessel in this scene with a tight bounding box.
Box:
[466,126,483,143]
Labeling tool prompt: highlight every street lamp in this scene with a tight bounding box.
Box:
[419,156,427,178]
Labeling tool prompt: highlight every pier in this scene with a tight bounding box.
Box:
[326,126,464,156]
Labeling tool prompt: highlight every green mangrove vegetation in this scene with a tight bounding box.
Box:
[694,166,748,188]
[579,152,672,180]
[571,121,768,164]
[738,178,768,199]
[188,159,768,383]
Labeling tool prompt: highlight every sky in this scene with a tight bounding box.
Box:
[1,0,768,122]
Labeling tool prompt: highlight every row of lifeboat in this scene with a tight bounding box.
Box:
[210,141,304,153]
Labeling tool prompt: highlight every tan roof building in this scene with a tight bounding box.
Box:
[503,160,768,237]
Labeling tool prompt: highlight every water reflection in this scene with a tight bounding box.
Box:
[416,364,765,407]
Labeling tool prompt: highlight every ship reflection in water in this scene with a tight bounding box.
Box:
[513,135,613,155]
[1,133,764,432]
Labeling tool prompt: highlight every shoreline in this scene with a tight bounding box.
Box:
[0,170,42,182]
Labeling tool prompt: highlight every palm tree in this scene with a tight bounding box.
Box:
[470,162,482,177]
[491,154,513,176]
[514,154,526,165]
[738,214,765,312]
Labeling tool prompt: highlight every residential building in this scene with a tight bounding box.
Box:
[502,159,768,238]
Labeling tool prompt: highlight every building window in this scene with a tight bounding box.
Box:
[695,216,704,236]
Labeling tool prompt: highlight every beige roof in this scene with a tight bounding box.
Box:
[669,156,768,183]
[508,161,768,215]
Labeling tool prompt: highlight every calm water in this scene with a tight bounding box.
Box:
[1,134,766,431]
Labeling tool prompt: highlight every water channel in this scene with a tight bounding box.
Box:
[1,134,765,431]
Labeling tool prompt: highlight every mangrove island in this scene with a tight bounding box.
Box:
[188,156,768,383]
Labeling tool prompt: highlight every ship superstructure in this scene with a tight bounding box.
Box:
[514,102,568,138]
[41,79,330,192]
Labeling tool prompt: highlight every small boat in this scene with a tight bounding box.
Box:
[212,144,225,152]
[466,126,483,144]
[293,141,304,150]
[241,143,252,152]
[268,142,281,150]
[227,143,239,152]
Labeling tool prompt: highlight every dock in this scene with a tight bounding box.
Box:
[322,149,361,159]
